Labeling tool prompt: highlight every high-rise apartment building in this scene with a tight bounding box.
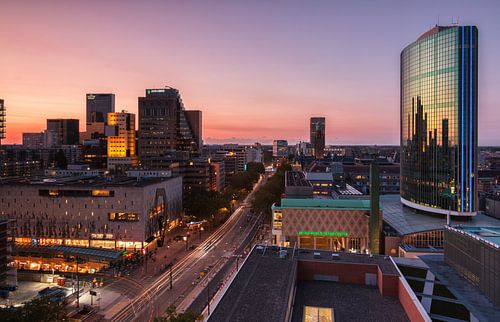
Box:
[400,26,478,216]
[86,93,115,123]
[46,119,79,145]
[310,117,325,158]
[138,88,201,168]
[106,111,138,171]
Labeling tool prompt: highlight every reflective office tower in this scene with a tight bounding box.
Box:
[46,119,80,145]
[86,93,115,123]
[400,26,478,216]
[138,88,201,169]
[310,117,325,158]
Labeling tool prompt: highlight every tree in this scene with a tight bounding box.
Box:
[0,297,68,322]
[251,160,290,219]
[155,305,201,322]
[184,188,229,220]
[246,162,265,175]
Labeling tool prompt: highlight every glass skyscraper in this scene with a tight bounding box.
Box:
[400,26,478,216]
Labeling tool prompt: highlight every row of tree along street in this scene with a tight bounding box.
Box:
[251,160,291,220]
[183,162,266,224]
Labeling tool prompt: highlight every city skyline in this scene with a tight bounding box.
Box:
[1,1,500,145]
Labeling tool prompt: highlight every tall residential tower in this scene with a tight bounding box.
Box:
[400,26,478,216]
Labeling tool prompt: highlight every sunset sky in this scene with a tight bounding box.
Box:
[1,0,499,145]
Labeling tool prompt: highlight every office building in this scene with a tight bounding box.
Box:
[138,88,201,169]
[46,119,80,145]
[273,139,288,158]
[22,132,45,148]
[401,26,478,216]
[86,93,115,123]
[310,117,325,158]
[0,99,5,144]
[106,111,138,171]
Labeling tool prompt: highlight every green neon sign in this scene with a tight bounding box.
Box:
[298,231,348,237]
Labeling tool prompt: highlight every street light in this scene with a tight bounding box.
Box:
[183,236,188,251]
[199,226,204,240]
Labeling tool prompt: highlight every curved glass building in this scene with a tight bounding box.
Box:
[400,26,478,216]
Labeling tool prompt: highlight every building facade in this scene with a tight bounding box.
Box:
[86,93,115,124]
[272,199,373,253]
[46,119,80,146]
[22,132,45,148]
[0,176,182,250]
[106,111,138,171]
[444,226,500,305]
[310,117,325,158]
[401,26,478,216]
[138,88,200,169]
[273,140,288,158]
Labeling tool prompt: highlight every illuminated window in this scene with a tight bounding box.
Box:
[92,190,112,197]
[108,212,139,222]
[303,306,333,322]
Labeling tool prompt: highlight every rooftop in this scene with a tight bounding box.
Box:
[381,194,500,236]
[285,171,311,187]
[448,226,500,248]
[395,255,500,321]
[291,281,409,322]
[0,175,178,188]
[209,245,403,322]
[304,171,333,182]
[14,244,122,262]
[276,198,373,211]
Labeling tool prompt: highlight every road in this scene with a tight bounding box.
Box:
[105,176,265,322]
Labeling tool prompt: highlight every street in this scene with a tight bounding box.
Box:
[87,175,267,322]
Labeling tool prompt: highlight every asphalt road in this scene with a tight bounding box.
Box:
[107,176,265,322]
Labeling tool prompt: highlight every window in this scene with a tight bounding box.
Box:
[303,306,333,322]
[108,212,139,222]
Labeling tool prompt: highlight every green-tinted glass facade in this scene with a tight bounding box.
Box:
[400,26,478,215]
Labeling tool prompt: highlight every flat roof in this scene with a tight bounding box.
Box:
[14,244,122,261]
[0,175,178,188]
[449,226,500,247]
[398,255,499,322]
[291,281,409,322]
[209,245,401,322]
[277,198,372,211]
[381,195,500,236]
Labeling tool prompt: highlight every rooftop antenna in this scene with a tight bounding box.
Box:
[437,15,440,27]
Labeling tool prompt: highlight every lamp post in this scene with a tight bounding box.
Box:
[199,226,204,240]
[183,236,188,251]
[233,254,242,271]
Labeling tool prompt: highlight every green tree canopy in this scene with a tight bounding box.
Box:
[0,297,68,322]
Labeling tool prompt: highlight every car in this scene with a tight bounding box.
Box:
[174,235,184,241]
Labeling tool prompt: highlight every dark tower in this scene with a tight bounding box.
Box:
[369,162,381,254]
